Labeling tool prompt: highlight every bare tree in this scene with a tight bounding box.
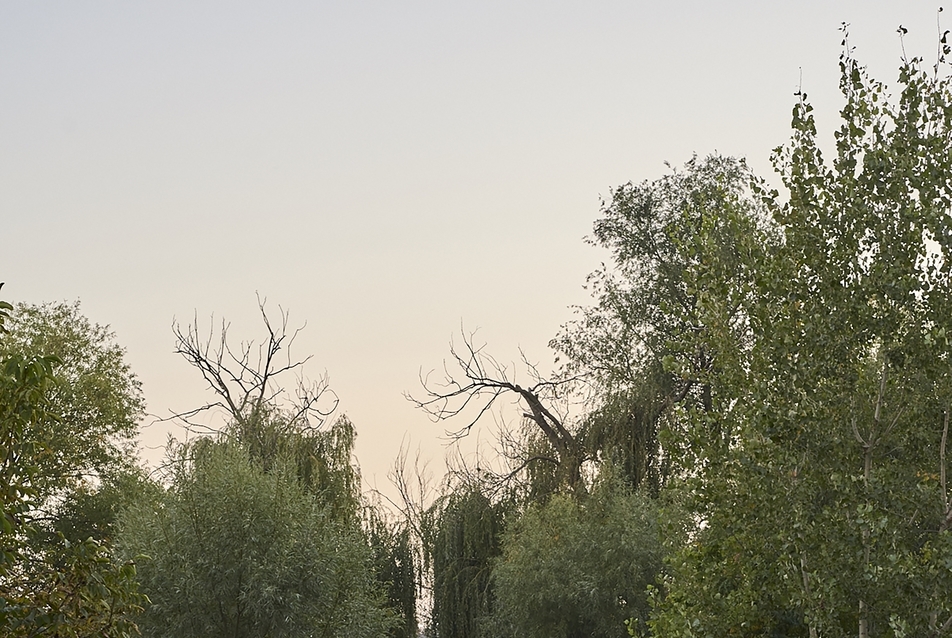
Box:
[408,330,588,492]
[168,296,338,435]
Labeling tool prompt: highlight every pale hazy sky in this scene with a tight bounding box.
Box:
[1,1,944,496]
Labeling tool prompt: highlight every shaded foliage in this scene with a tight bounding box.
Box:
[52,466,161,545]
[126,302,410,636]
[429,487,507,638]
[492,476,669,638]
[121,441,394,638]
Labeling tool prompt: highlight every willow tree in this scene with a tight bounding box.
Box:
[122,441,394,638]
[170,300,361,520]
[124,300,409,636]
[427,487,506,638]
[551,153,772,491]
[366,506,419,638]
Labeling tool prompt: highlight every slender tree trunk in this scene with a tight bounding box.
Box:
[858,437,873,638]
[798,548,819,638]
[857,365,886,638]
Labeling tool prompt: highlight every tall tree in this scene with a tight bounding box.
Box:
[1,301,144,512]
[651,29,952,637]
[127,300,407,636]
[0,291,145,638]
[169,300,360,517]
[551,154,771,490]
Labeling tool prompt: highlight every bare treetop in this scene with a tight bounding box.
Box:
[408,330,588,492]
[168,296,338,435]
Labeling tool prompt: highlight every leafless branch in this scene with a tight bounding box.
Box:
[164,296,338,434]
[386,440,435,544]
[407,329,588,491]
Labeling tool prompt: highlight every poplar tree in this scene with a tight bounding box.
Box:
[651,28,952,637]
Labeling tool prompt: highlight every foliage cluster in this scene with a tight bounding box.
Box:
[491,476,668,638]
[122,439,394,638]
[0,296,146,637]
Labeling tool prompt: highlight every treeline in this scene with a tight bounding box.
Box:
[6,30,952,638]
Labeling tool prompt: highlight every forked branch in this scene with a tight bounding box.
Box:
[166,296,338,433]
[407,330,587,490]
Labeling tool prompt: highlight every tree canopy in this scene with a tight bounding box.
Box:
[1,301,144,510]
[649,29,952,638]
[0,294,146,638]
[121,440,395,638]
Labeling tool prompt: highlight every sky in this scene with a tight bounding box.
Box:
[1,1,946,499]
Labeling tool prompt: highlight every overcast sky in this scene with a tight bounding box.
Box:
[1,1,945,497]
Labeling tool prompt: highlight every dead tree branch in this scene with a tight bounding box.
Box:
[165,296,338,433]
[407,330,588,491]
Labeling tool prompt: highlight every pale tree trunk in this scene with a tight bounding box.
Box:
[933,409,952,636]
[798,548,819,638]
[853,364,888,638]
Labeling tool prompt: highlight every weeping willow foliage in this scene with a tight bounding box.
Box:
[428,488,507,638]
[122,442,395,638]
[225,406,363,524]
[580,377,668,496]
[366,508,418,638]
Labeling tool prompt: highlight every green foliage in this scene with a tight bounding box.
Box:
[228,407,363,525]
[492,477,668,638]
[53,466,162,545]
[580,384,666,494]
[121,440,395,638]
[552,154,771,489]
[1,535,147,638]
[650,31,952,637]
[366,507,418,638]
[0,297,146,638]
[132,302,409,636]
[1,301,144,507]
[0,353,57,550]
[429,487,506,638]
